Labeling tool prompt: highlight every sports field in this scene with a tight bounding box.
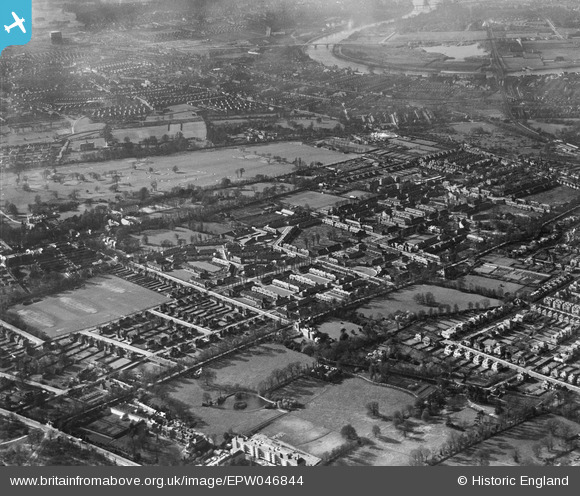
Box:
[283,191,347,211]
[8,275,168,337]
[0,143,346,216]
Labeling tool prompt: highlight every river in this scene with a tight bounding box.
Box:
[305,0,580,77]
[304,0,439,74]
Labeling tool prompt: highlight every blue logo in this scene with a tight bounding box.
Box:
[1,0,32,56]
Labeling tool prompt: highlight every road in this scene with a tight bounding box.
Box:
[0,371,67,396]
[445,340,580,394]
[148,309,212,335]
[0,318,45,345]
[129,261,291,325]
[77,329,175,366]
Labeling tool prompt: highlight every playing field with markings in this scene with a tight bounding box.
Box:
[9,275,168,337]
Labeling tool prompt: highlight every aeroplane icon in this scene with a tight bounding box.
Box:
[4,12,26,34]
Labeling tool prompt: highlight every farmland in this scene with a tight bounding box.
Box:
[8,275,168,337]
[358,284,501,318]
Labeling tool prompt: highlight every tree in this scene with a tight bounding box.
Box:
[532,442,544,460]
[138,187,149,201]
[199,368,217,386]
[141,234,149,245]
[393,410,404,427]
[4,202,18,216]
[541,434,555,452]
[372,425,381,438]
[366,401,380,418]
[409,447,431,466]
[414,293,426,305]
[476,449,491,466]
[397,419,412,438]
[421,409,431,423]
[27,429,44,449]
[545,418,563,437]
[340,424,358,441]
[172,165,179,173]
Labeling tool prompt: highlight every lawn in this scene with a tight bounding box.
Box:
[358,284,501,318]
[318,319,364,341]
[8,275,168,337]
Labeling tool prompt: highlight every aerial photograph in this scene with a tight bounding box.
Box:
[1,0,580,468]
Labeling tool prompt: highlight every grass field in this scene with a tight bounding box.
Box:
[0,143,346,216]
[165,344,315,442]
[164,376,281,443]
[134,226,210,249]
[442,414,580,467]
[524,186,580,207]
[358,284,501,318]
[112,121,207,142]
[283,191,347,211]
[260,377,429,462]
[318,319,364,341]
[459,275,526,296]
[208,344,315,390]
[8,275,168,337]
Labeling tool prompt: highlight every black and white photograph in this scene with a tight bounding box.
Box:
[1,0,580,476]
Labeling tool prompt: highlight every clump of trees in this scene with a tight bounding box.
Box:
[257,362,307,395]
[413,291,437,307]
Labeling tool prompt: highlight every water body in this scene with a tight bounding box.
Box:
[421,43,487,61]
[306,0,579,77]
[305,1,438,74]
